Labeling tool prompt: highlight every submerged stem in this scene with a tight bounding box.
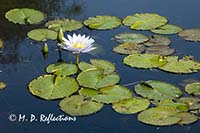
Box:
[75,53,79,65]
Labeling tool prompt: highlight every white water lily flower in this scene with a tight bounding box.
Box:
[62,33,96,54]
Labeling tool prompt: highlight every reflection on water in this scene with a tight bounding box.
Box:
[0,0,86,64]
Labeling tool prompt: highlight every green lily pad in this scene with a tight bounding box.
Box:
[145,46,175,56]
[59,95,104,116]
[79,88,99,97]
[185,82,200,96]
[113,43,145,55]
[45,19,83,32]
[0,39,3,49]
[151,24,183,34]
[124,53,167,69]
[112,98,150,114]
[138,107,181,126]
[27,29,57,42]
[123,13,168,30]
[177,97,200,110]
[90,59,116,74]
[77,69,120,90]
[94,85,133,104]
[134,80,182,101]
[176,113,198,125]
[156,100,189,112]
[114,33,149,44]
[46,63,78,76]
[5,8,45,24]
[84,16,121,30]
[29,75,78,100]
[143,35,171,46]
[178,29,200,42]
[78,59,116,74]
[78,62,95,71]
[0,82,6,90]
[159,56,200,74]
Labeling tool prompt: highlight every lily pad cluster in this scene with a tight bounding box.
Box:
[134,80,200,126]
[28,60,138,116]
[113,34,174,56]
[124,54,200,74]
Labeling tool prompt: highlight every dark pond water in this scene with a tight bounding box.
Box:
[0,0,200,132]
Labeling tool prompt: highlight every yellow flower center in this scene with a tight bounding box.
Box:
[73,43,85,49]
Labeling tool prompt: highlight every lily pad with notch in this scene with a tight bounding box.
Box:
[143,35,171,46]
[177,97,200,110]
[84,16,121,30]
[178,29,200,42]
[123,53,167,69]
[155,100,189,112]
[78,59,116,74]
[29,75,79,100]
[114,33,149,44]
[112,97,150,114]
[45,19,83,32]
[27,29,57,42]
[5,8,45,24]
[185,82,200,96]
[134,80,182,101]
[138,107,181,126]
[151,24,183,34]
[159,56,200,74]
[113,43,145,55]
[59,95,104,116]
[145,45,175,56]
[79,85,133,104]
[123,13,168,30]
[77,69,120,90]
[46,63,78,76]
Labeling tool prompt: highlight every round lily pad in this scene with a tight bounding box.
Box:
[177,97,200,110]
[123,13,168,30]
[77,69,120,90]
[185,82,200,96]
[114,33,149,44]
[145,46,175,56]
[46,63,78,76]
[151,24,183,34]
[78,59,116,74]
[29,75,79,100]
[123,53,167,69]
[91,85,133,104]
[90,59,116,74]
[112,98,150,114]
[59,95,104,116]
[113,43,145,55]
[178,29,200,42]
[45,19,83,32]
[0,81,6,90]
[159,56,200,74]
[143,35,171,46]
[27,29,57,42]
[156,100,189,112]
[138,107,181,126]
[5,8,45,24]
[78,62,95,71]
[84,16,121,30]
[79,88,99,97]
[134,80,182,101]
[176,112,198,125]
